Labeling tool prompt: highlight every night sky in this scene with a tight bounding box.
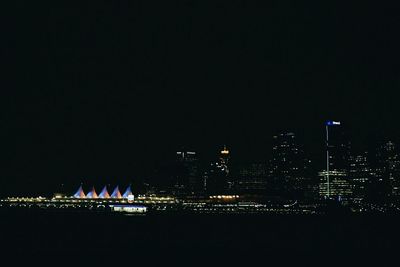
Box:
[2,1,400,195]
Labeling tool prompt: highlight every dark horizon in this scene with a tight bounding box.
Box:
[2,1,400,195]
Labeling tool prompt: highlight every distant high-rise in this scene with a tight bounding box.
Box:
[326,124,351,171]
[348,152,374,203]
[319,122,352,200]
[373,141,400,199]
[175,151,200,194]
[235,162,268,194]
[204,146,231,194]
[218,146,230,175]
[268,132,311,200]
[318,170,352,201]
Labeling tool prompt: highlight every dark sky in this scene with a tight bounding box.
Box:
[2,1,400,195]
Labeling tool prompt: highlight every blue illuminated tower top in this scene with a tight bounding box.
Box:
[326,121,341,126]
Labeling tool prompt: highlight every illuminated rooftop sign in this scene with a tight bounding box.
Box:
[221,149,229,155]
[326,121,341,126]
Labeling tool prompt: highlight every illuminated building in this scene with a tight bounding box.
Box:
[111,186,122,198]
[71,185,134,200]
[122,185,133,198]
[98,186,110,198]
[73,185,86,198]
[109,205,147,213]
[373,141,400,199]
[268,133,311,200]
[174,151,201,194]
[219,146,230,175]
[319,123,352,200]
[326,124,351,172]
[348,152,373,203]
[86,187,98,199]
[204,146,232,194]
[235,163,268,194]
[319,170,352,201]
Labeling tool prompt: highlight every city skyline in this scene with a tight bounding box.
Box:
[3,1,400,261]
[4,124,400,202]
[2,2,400,197]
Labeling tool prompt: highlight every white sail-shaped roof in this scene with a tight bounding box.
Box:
[98,186,110,198]
[111,186,122,198]
[73,185,86,198]
[122,185,133,198]
[86,187,98,198]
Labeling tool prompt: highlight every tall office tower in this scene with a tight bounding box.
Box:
[268,132,311,200]
[235,162,268,194]
[218,146,230,175]
[374,141,400,199]
[205,146,231,194]
[326,124,352,171]
[318,170,352,201]
[175,151,200,194]
[348,152,373,203]
[319,122,352,201]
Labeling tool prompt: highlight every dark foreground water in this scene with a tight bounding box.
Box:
[0,209,398,265]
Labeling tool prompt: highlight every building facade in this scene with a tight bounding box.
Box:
[372,141,400,200]
[204,146,232,194]
[235,163,268,194]
[319,123,352,200]
[268,132,311,200]
[348,152,373,203]
[174,151,201,195]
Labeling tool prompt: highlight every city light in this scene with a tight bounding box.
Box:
[2,125,400,215]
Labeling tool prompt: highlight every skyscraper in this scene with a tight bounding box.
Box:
[373,141,400,200]
[218,146,230,175]
[326,123,351,172]
[268,132,311,200]
[235,162,268,194]
[204,146,231,194]
[319,122,352,201]
[348,152,373,203]
[175,151,200,194]
[318,170,352,201]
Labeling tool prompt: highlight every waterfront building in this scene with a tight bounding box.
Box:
[73,185,86,198]
[86,187,98,199]
[111,186,122,198]
[122,185,133,198]
[98,186,110,198]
